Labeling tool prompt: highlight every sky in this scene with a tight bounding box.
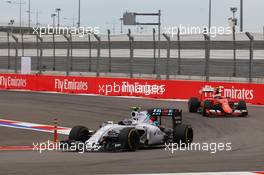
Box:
[0,0,263,33]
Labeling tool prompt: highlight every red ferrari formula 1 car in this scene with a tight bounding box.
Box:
[188,86,248,117]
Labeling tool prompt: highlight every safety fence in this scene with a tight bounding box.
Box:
[0,74,263,105]
[0,30,264,82]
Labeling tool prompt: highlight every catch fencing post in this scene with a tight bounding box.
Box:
[157,10,161,80]
[158,10,161,59]
[11,34,18,73]
[36,34,39,70]
[63,34,71,76]
[232,26,237,77]
[127,29,134,78]
[93,33,101,77]
[69,33,73,71]
[36,34,43,74]
[107,29,112,72]
[203,34,211,81]
[52,33,56,70]
[88,34,92,72]
[7,31,10,69]
[21,32,24,57]
[153,28,157,74]
[245,32,254,83]
[177,28,181,75]
[163,33,171,80]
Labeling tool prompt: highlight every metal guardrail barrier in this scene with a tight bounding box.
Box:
[0,29,264,82]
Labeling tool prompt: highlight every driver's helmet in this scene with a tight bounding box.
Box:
[214,86,222,98]
[147,114,159,126]
[215,87,220,94]
[131,110,148,123]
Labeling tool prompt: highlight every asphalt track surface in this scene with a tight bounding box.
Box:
[0,91,263,174]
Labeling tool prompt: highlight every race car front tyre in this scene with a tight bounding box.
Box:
[188,97,200,113]
[238,100,247,110]
[69,125,90,143]
[119,127,140,151]
[173,124,193,144]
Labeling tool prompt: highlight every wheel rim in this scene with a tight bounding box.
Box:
[128,130,139,150]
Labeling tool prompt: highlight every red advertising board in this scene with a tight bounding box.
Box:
[0,74,263,105]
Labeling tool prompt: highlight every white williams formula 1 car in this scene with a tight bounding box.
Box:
[61,107,193,152]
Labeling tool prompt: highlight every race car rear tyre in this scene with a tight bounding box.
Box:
[188,97,200,113]
[173,124,193,144]
[69,126,90,143]
[238,100,247,110]
[119,127,140,151]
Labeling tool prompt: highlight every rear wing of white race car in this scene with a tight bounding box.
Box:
[147,108,183,128]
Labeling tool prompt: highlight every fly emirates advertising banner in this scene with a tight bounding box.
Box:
[0,74,263,105]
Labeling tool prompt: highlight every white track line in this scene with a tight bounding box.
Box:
[118,172,263,175]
